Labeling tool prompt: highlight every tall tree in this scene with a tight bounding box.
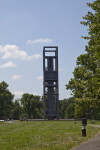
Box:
[64,98,75,119]
[0,81,14,119]
[59,97,75,119]
[11,100,21,120]
[21,93,43,119]
[66,0,100,119]
[59,99,68,119]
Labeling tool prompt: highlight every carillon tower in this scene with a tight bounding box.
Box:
[43,46,59,120]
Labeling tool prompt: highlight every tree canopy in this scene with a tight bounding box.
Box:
[21,93,43,119]
[0,81,14,119]
[66,0,100,119]
[0,81,75,119]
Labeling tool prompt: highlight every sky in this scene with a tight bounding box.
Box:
[0,0,93,100]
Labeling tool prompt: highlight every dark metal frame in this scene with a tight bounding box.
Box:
[43,46,59,120]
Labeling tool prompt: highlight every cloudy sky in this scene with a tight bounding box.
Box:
[0,0,92,99]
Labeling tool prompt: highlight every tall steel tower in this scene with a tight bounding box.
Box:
[43,46,59,120]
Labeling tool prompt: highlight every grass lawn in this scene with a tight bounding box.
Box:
[0,120,100,150]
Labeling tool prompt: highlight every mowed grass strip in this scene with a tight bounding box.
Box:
[0,121,100,150]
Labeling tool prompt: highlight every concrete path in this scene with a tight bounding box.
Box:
[72,125,100,150]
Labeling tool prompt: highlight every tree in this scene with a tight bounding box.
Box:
[66,0,100,119]
[0,81,14,119]
[21,93,43,119]
[59,97,75,119]
[11,100,21,120]
[59,99,68,119]
[65,103,75,119]
[64,98,75,119]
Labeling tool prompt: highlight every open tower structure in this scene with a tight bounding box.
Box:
[43,46,59,120]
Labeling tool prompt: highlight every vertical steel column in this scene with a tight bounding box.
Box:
[43,48,46,119]
[55,47,59,120]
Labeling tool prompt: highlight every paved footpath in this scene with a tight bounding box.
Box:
[72,125,100,150]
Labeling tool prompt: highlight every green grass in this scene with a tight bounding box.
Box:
[0,120,100,150]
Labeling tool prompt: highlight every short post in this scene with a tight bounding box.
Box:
[81,118,87,137]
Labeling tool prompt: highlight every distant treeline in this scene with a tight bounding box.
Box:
[0,81,75,120]
[0,81,100,120]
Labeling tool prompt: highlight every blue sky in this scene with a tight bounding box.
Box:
[0,0,93,99]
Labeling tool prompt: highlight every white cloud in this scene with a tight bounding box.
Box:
[27,38,52,44]
[12,75,22,80]
[14,91,24,96]
[0,61,16,69]
[0,45,41,60]
[37,75,43,80]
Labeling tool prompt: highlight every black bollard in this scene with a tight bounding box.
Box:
[81,118,87,137]
[82,125,86,136]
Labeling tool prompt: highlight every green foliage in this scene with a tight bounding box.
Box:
[65,103,75,119]
[0,81,14,119]
[59,99,68,119]
[0,81,74,120]
[11,100,21,120]
[21,93,43,119]
[66,0,100,119]
[0,81,43,120]
[0,80,74,119]
[59,97,75,119]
